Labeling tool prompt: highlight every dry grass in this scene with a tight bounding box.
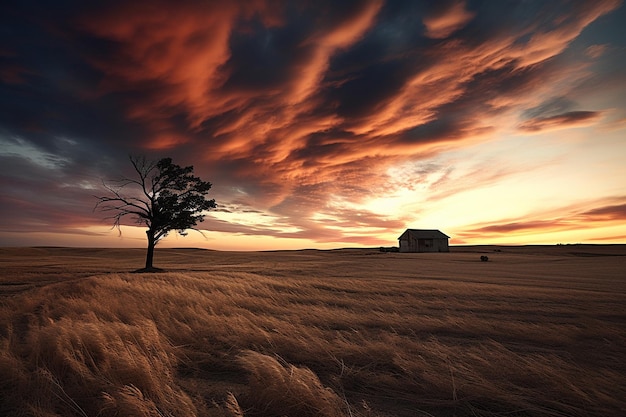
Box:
[0,245,625,416]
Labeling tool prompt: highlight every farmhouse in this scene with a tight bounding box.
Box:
[398,229,450,253]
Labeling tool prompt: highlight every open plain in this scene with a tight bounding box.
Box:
[1,245,625,417]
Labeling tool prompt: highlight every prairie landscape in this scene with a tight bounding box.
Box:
[1,245,625,417]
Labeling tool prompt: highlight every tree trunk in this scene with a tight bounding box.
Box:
[145,230,155,269]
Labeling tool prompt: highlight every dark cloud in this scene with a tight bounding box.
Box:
[224,22,304,92]
[465,220,571,234]
[523,97,579,119]
[330,59,413,119]
[0,155,101,233]
[518,111,602,132]
[579,203,626,220]
[589,233,626,241]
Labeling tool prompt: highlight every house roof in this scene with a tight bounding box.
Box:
[398,229,450,240]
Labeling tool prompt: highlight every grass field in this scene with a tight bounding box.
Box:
[1,245,625,416]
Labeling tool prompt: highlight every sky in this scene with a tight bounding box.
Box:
[1,0,625,251]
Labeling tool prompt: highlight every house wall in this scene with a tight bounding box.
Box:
[417,238,433,251]
[432,238,449,252]
[399,236,449,252]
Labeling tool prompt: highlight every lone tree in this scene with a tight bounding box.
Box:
[96,156,216,271]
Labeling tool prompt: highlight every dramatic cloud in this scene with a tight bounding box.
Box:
[1,0,625,248]
[422,0,475,39]
[518,111,602,133]
[585,44,609,59]
[578,203,626,221]
[464,220,573,235]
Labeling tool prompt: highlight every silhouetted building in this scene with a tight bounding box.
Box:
[398,229,449,253]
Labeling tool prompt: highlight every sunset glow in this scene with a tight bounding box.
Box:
[1,0,625,250]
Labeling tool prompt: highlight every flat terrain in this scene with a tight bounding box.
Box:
[1,245,625,416]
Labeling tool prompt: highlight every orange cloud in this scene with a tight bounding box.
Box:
[75,0,619,172]
[465,220,573,235]
[146,132,190,150]
[578,203,626,221]
[423,1,475,39]
[513,0,620,67]
[585,44,609,59]
[291,0,383,105]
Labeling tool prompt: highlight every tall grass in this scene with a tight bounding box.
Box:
[1,247,625,416]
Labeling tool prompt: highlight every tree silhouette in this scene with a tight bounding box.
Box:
[96,156,216,271]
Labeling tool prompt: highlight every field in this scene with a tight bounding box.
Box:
[1,245,625,417]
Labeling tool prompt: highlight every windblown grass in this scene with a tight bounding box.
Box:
[0,246,625,416]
